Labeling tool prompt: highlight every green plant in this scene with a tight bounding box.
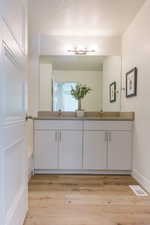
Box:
[71,84,91,110]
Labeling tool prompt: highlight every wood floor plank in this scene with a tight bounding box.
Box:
[24,175,150,225]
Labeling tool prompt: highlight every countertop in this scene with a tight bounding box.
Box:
[34,116,133,121]
[31,111,134,121]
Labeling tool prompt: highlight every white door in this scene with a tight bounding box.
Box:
[84,131,107,169]
[1,0,26,52]
[34,130,58,169]
[0,22,28,225]
[108,131,132,170]
[59,130,83,169]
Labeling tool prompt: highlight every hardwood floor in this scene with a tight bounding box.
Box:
[24,175,150,225]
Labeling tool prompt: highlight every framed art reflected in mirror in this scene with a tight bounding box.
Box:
[109,81,116,103]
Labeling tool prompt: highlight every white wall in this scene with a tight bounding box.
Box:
[39,64,53,110]
[121,0,150,192]
[102,56,121,111]
[27,35,40,157]
[53,70,102,111]
[28,35,40,116]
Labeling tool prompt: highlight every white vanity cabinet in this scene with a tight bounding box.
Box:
[34,119,133,173]
[34,130,58,169]
[107,131,132,170]
[83,131,107,169]
[83,121,133,171]
[59,130,82,169]
[34,120,83,170]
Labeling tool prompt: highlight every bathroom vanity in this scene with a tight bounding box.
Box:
[34,55,134,174]
[33,113,133,174]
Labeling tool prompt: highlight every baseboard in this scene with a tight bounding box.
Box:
[132,169,150,193]
[5,186,28,225]
[34,169,131,175]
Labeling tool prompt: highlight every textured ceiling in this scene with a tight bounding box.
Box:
[40,55,105,71]
[29,0,145,36]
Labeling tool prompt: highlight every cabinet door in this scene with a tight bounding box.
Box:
[108,131,132,170]
[84,131,107,169]
[59,130,83,169]
[34,130,58,169]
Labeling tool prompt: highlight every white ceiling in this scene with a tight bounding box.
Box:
[29,0,145,36]
[40,55,105,71]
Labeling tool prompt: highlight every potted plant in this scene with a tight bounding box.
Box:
[71,84,91,117]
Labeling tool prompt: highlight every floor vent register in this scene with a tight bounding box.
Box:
[129,185,148,196]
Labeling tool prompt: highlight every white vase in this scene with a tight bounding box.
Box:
[76,110,84,117]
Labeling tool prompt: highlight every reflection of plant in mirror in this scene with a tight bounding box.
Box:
[71,84,91,110]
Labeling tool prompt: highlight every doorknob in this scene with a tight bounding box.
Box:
[25,114,34,121]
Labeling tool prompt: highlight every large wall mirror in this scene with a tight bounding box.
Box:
[39,55,122,112]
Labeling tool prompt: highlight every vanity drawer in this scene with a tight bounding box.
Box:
[34,120,83,130]
[83,121,133,131]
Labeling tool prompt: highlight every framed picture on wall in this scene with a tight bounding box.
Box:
[126,67,137,97]
[109,81,116,103]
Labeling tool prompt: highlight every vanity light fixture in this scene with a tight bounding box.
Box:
[68,46,96,55]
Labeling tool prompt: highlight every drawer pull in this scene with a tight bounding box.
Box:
[108,133,111,142]
[105,132,108,142]
[59,131,61,142]
[55,131,57,142]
